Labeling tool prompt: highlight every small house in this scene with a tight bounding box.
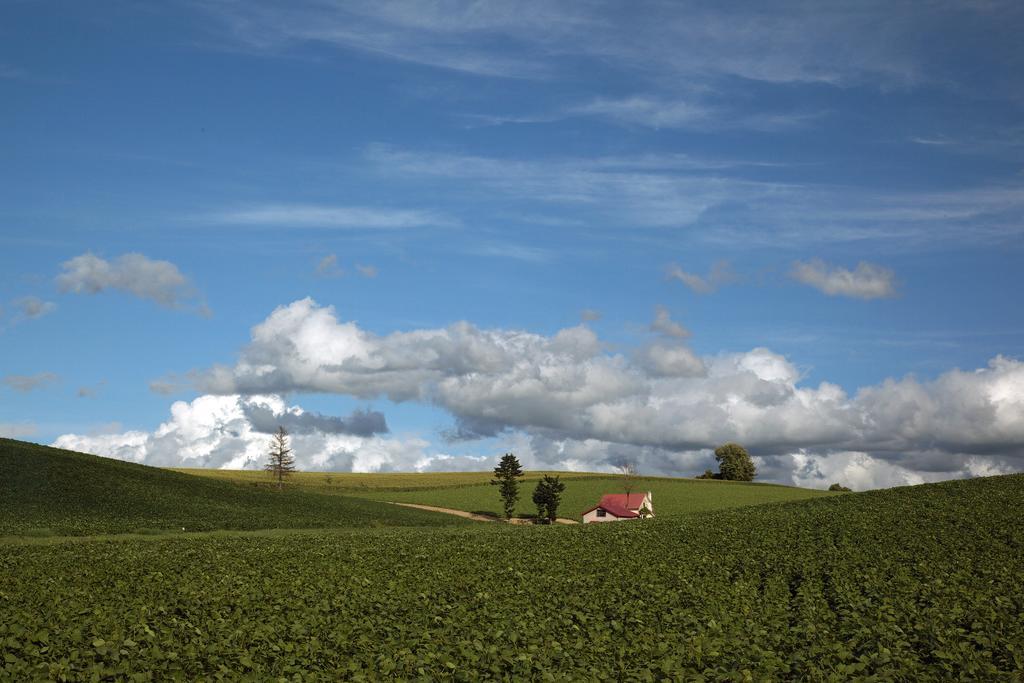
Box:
[581,491,654,523]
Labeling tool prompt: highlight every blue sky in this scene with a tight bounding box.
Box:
[2,1,1023,488]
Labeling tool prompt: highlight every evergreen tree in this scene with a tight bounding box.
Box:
[531,475,566,524]
[265,426,295,490]
[490,453,523,520]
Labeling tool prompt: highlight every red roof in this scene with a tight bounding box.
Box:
[582,492,648,518]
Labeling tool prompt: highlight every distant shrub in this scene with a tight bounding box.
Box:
[828,483,852,492]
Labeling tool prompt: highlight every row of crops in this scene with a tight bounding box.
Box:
[2,474,1022,680]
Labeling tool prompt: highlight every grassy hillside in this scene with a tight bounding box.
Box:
[178,467,836,519]
[0,438,469,536]
[357,476,836,519]
[1,474,1021,679]
[171,468,601,493]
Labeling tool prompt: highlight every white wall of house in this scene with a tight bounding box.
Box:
[583,508,626,523]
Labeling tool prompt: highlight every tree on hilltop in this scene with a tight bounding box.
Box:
[531,475,566,524]
[617,461,639,499]
[265,426,295,490]
[714,442,756,481]
[491,453,523,520]
[828,483,852,492]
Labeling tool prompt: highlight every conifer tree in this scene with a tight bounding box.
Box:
[490,453,523,520]
[265,426,295,490]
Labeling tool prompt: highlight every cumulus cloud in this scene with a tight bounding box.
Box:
[791,259,897,299]
[57,252,207,312]
[241,403,388,437]
[53,394,438,472]
[3,372,59,393]
[667,261,735,294]
[190,298,1024,485]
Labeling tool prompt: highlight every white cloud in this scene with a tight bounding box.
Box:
[650,306,690,338]
[56,252,206,311]
[205,204,452,229]
[315,254,344,278]
[667,261,735,294]
[12,296,56,320]
[3,372,59,393]
[190,299,1024,485]
[53,394,442,472]
[572,96,715,129]
[791,259,897,299]
[369,144,1024,246]
[355,264,378,278]
[197,1,1014,92]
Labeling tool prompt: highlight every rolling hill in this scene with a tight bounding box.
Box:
[0,438,469,536]
[177,467,838,519]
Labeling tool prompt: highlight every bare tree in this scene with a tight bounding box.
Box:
[265,426,295,490]
[618,461,638,501]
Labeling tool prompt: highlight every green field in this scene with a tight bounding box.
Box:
[360,476,835,519]
[0,438,469,536]
[176,468,836,520]
[3,469,1023,679]
[3,439,1023,680]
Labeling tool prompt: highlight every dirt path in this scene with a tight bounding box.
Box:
[388,502,579,525]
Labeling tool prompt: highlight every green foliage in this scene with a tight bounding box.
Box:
[715,442,757,481]
[696,469,718,480]
[531,475,566,523]
[490,453,523,519]
[0,438,470,536]
[1,475,1022,679]
[829,483,853,492]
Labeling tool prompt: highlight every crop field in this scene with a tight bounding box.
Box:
[0,439,468,536]
[178,467,835,519]
[2,474,1023,680]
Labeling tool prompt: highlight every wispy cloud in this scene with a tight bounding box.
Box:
[667,261,735,294]
[2,296,57,327]
[466,243,553,263]
[368,144,1024,247]
[0,422,36,438]
[195,1,1022,97]
[355,264,378,278]
[204,204,453,229]
[791,259,897,300]
[315,254,344,278]
[3,372,59,393]
[568,96,825,132]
